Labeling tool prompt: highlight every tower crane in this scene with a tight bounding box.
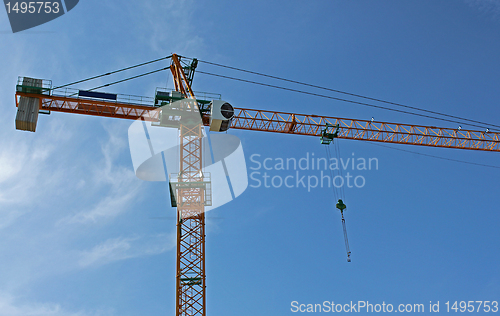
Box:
[13,54,500,316]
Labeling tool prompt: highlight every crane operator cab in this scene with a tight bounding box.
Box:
[209,100,234,132]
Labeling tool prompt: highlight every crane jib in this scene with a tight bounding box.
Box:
[14,89,500,152]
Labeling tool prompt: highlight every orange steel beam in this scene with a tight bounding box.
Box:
[170,55,207,316]
[171,54,196,99]
[175,123,206,316]
[16,92,160,122]
[230,108,500,152]
[15,92,500,152]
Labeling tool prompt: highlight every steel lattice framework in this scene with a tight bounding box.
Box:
[170,55,206,316]
[15,92,500,152]
[230,109,500,151]
[175,122,206,316]
[13,54,500,316]
[15,91,161,121]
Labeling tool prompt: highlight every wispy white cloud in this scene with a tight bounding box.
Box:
[464,0,500,19]
[129,0,205,56]
[0,293,111,316]
[0,120,70,229]
[78,236,137,267]
[57,122,143,225]
[0,148,23,184]
[78,233,175,268]
[0,208,24,231]
[0,141,54,204]
[0,1,198,312]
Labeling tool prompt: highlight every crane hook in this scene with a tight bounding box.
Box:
[336,199,351,262]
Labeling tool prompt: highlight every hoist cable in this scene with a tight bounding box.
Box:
[324,141,351,262]
[325,145,340,200]
[334,141,346,202]
[341,211,352,262]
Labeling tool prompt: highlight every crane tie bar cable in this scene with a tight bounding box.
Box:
[52,55,172,90]
[196,70,498,131]
[367,142,500,169]
[197,59,499,131]
[88,66,171,91]
[63,66,171,98]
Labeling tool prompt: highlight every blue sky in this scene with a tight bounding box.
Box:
[0,0,499,315]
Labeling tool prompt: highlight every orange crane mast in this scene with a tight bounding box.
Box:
[13,54,500,316]
[169,54,207,316]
